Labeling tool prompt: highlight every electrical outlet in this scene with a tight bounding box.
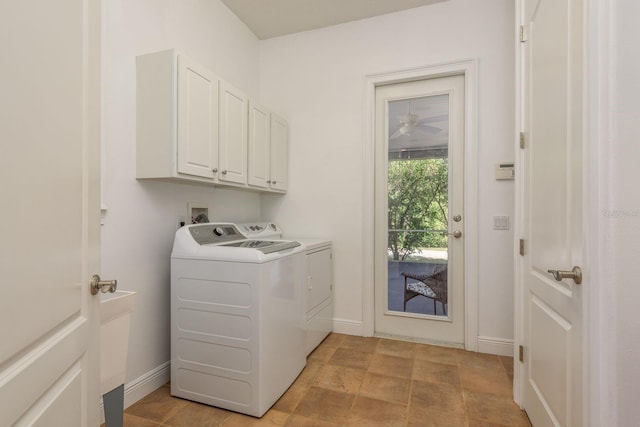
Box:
[493,216,510,230]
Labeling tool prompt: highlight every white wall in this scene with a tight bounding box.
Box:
[259,0,515,349]
[609,0,640,423]
[101,0,262,393]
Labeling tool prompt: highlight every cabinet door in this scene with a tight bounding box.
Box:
[270,113,289,191]
[219,81,248,184]
[307,249,333,312]
[177,55,219,179]
[248,100,271,188]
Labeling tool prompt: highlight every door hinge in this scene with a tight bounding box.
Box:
[519,25,528,42]
[519,345,525,362]
[519,239,525,256]
[519,132,526,149]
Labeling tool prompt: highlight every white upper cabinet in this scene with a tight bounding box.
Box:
[247,103,289,192]
[177,55,219,179]
[270,113,289,192]
[137,50,219,184]
[219,81,248,185]
[248,100,271,188]
[137,49,287,192]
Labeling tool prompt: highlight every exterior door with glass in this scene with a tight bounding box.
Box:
[374,76,465,345]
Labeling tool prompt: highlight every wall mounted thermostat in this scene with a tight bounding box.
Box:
[495,163,515,180]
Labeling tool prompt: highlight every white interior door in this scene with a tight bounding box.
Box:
[0,1,101,425]
[519,0,584,425]
[374,76,465,345]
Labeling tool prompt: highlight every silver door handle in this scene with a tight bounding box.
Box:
[547,266,582,285]
[221,170,227,175]
[442,230,462,238]
[90,275,117,295]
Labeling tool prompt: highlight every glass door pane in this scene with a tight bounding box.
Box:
[386,94,449,317]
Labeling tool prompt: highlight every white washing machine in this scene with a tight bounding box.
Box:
[238,223,333,355]
[170,223,306,417]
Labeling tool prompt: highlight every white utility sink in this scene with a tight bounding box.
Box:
[100,290,136,395]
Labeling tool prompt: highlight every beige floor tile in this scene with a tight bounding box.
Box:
[283,414,342,426]
[328,348,373,370]
[293,386,355,425]
[468,419,520,427]
[359,372,411,404]
[222,409,289,426]
[320,333,346,348]
[292,360,324,389]
[339,335,379,353]
[375,338,416,359]
[121,413,161,426]
[308,343,337,363]
[368,353,414,379]
[414,344,461,366]
[413,360,461,387]
[271,384,307,414]
[125,385,188,423]
[163,400,233,426]
[406,413,469,427]
[498,356,514,376]
[312,364,366,394]
[345,395,407,427]
[409,380,467,420]
[458,364,512,397]
[464,390,531,427]
[455,351,503,371]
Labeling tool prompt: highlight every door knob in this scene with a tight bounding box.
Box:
[442,230,462,238]
[90,275,118,295]
[547,266,582,285]
[453,214,462,222]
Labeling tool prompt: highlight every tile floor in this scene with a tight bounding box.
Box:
[118,333,531,427]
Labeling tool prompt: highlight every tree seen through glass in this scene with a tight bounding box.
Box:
[388,157,448,261]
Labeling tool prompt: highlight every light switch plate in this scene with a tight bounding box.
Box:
[493,216,510,230]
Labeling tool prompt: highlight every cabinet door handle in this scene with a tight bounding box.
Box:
[221,170,227,175]
[272,180,276,185]
[267,180,271,184]
[212,168,218,173]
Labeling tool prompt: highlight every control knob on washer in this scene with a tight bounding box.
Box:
[213,227,224,237]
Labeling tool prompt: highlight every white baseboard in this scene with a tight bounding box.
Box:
[100,361,170,423]
[477,336,514,357]
[332,318,364,336]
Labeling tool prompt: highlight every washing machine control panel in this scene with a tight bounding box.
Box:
[189,223,242,245]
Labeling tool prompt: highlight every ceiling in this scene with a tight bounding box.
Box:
[221,0,447,40]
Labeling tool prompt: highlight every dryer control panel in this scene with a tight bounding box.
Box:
[237,222,281,238]
[188,223,242,245]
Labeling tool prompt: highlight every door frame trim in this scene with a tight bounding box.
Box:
[362,59,479,351]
